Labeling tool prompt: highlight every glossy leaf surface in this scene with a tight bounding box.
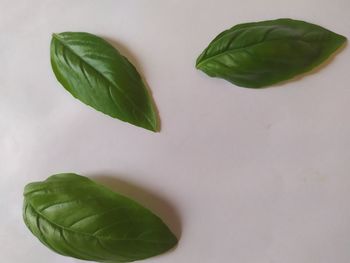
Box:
[196,18,346,88]
[51,32,158,131]
[23,173,177,262]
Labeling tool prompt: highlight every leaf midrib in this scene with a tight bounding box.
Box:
[26,201,173,244]
[52,33,155,130]
[196,37,321,69]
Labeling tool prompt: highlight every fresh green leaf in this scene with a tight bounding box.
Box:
[196,18,347,88]
[23,173,177,262]
[51,32,158,131]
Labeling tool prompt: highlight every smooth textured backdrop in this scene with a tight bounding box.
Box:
[1,0,349,262]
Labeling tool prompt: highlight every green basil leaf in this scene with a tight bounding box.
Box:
[196,18,346,88]
[51,32,158,131]
[23,173,177,262]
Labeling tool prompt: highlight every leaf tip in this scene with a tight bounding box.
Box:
[52,33,59,39]
[340,34,347,43]
[195,55,204,70]
[145,122,160,133]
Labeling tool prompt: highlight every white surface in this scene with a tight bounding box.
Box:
[1,0,350,262]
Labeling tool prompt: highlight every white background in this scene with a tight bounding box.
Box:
[1,0,350,262]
